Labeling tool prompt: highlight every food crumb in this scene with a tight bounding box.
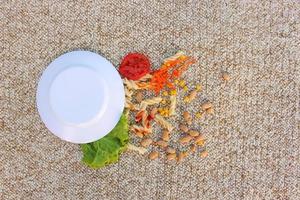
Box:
[222,72,230,81]
[177,151,188,162]
[190,144,196,153]
[196,140,205,147]
[162,130,170,141]
[183,111,192,125]
[183,96,190,103]
[166,147,176,154]
[167,153,176,161]
[188,130,200,137]
[179,80,186,87]
[179,124,189,133]
[201,102,212,110]
[136,91,143,103]
[179,135,193,145]
[200,150,208,158]
[196,84,202,91]
[196,112,202,118]
[149,151,159,160]
[183,86,188,92]
[170,90,177,96]
[156,140,168,148]
[140,138,152,148]
[195,135,204,143]
[162,91,169,96]
[206,107,214,114]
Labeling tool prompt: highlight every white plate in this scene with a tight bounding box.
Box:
[36,51,125,144]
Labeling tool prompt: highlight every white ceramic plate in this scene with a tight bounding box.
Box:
[36,51,125,144]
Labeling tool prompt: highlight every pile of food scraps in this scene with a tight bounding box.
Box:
[122,51,213,162]
[81,51,219,169]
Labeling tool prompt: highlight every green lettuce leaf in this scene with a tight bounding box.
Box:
[80,113,129,169]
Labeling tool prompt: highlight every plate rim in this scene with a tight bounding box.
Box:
[36,50,125,144]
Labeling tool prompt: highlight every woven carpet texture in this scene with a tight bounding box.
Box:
[1,0,299,199]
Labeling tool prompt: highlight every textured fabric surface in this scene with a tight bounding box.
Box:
[1,0,300,199]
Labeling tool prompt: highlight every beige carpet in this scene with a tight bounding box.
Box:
[1,0,299,199]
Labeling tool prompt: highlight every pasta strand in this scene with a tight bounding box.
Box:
[154,115,173,131]
[163,51,185,63]
[169,96,177,116]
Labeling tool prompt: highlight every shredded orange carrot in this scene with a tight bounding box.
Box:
[136,82,150,89]
[162,56,188,70]
[149,54,195,94]
[171,58,196,78]
[165,80,175,89]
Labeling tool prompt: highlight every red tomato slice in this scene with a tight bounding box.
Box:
[119,53,150,80]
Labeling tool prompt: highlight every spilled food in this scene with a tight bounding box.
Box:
[81,51,212,169]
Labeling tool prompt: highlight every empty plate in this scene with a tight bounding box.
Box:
[36,50,125,143]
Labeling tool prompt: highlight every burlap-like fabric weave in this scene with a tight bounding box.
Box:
[1,0,299,199]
